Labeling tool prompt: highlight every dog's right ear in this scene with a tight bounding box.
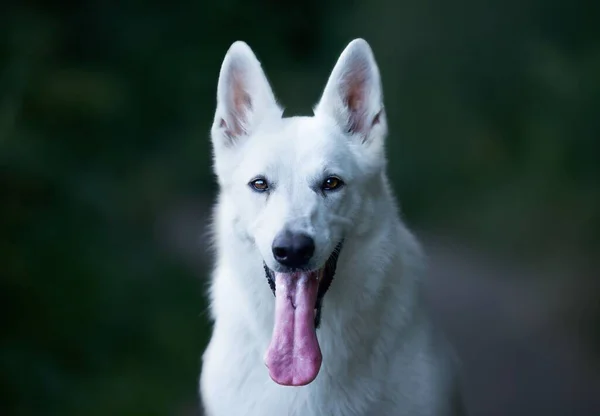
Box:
[314,39,387,145]
[211,41,281,149]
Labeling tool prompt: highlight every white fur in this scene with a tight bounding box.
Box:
[200,39,464,416]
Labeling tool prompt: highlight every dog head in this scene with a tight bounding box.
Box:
[209,38,390,386]
[210,39,388,273]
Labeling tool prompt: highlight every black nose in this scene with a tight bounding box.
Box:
[272,231,315,268]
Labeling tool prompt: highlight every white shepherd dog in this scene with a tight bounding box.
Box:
[200,38,466,416]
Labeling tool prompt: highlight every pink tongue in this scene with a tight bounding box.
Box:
[264,271,322,386]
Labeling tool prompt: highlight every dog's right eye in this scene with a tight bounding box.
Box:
[249,178,269,192]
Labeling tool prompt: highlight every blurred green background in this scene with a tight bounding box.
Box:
[1,0,599,415]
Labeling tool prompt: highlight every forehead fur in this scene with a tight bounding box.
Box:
[227,116,378,185]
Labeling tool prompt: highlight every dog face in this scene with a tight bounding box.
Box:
[210,39,389,273]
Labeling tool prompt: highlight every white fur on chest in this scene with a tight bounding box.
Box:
[201,295,447,416]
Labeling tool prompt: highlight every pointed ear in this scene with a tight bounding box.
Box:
[211,41,282,148]
[314,39,387,143]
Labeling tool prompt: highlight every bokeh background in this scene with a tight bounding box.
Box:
[2,0,599,415]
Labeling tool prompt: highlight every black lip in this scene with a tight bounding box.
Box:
[263,241,343,328]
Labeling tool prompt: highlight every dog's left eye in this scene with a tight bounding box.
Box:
[321,176,344,192]
[249,178,269,192]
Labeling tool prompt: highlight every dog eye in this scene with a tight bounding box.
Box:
[321,176,344,192]
[249,178,269,192]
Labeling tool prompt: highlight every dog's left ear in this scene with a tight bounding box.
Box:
[314,39,387,144]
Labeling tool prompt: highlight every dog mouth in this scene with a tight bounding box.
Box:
[263,241,342,328]
[262,242,343,387]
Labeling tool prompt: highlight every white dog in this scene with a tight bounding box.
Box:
[199,38,465,416]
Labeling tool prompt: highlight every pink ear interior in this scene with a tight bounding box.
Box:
[220,66,253,140]
[336,54,380,138]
